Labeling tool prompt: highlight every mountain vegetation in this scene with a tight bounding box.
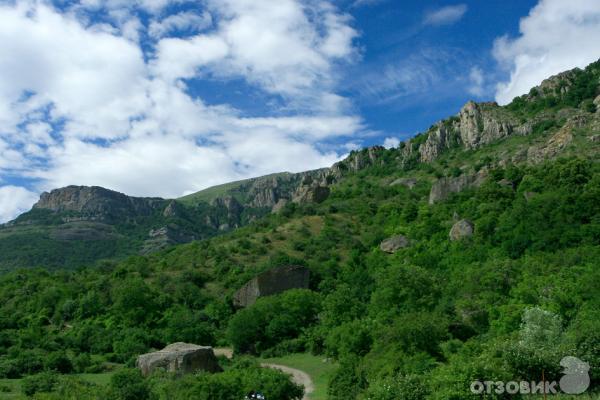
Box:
[0,61,599,399]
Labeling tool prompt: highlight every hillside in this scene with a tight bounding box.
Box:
[0,61,599,399]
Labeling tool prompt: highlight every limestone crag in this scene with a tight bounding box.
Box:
[34,186,164,221]
[233,265,310,308]
[429,171,488,204]
[380,235,411,253]
[449,219,474,241]
[136,343,221,377]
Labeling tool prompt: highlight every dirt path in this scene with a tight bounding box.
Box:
[212,348,315,400]
[260,363,315,400]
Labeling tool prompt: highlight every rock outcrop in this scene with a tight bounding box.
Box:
[136,343,221,377]
[141,225,195,254]
[380,235,410,253]
[389,178,417,189]
[34,186,164,221]
[429,171,488,204]
[449,219,474,241]
[233,265,310,308]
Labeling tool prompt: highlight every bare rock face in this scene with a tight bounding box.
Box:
[594,95,600,108]
[419,123,458,162]
[34,186,164,221]
[389,178,418,189]
[136,343,221,377]
[458,101,515,149]
[271,199,288,213]
[233,265,310,308]
[162,201,183,218]
[429,171,488,204]
[141,225,195,254]
[449,219,474,241]
[380,235,410,253]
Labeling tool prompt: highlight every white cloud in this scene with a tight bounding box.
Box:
[493,0,600,105]
[149,11,213,38]
[0,186,38,222]
[468,66,485,97]
[0,0,362,222]
[383,137,400,149]
[423,4,468,26]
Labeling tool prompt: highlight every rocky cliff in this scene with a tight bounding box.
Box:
[34,186,165,221]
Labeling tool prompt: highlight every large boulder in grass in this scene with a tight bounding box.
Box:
[449,219,474,241]
[380,235,411,253]
[136,343,221,377]
[233,265,310,308]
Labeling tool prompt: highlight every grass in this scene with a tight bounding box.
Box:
[0,379,22,400]
[0,373,114,399]
[260,353,337,400]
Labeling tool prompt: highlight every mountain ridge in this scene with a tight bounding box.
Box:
[1,59,599,269]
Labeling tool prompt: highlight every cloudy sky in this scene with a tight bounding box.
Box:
[1,0,600,222]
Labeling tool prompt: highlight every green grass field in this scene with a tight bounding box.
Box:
[0,373,114,399]
[260,353,337,400]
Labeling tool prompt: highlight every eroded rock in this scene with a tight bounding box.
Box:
[233,265,310,308]
[380,235,410,253]
[136,343,221,377]
[449,219,474,241]
[429,171,488,204]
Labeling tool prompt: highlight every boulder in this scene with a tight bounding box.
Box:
[449,219,474,241]
[233,265,310,308]
[429,171,488,204]
[136,343,221,377]
[380,235,410,253]
[292,185,330,204]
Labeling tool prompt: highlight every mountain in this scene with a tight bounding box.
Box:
[1,61,599,271]
[0,60,599,399]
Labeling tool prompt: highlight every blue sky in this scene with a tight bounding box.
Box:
[1,0,600,221]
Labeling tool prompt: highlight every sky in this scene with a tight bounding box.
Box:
[1,0,600,222]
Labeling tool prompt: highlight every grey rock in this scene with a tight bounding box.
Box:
[34,186,164,221]
[449,219,474,241]
[162,201,183,218]
[141,225,194,254]
[419,123,457,162]
[429,171,488,204]
[380,235,410,253]
[389,178,418,189]
[136,343,221,377]
[233,265,310,308]
[497,179,515,189]
[271,199,288,213]
[458,101,514,149]
[589,135,600,143]
[292,185,330,204]
[594,95,600,108]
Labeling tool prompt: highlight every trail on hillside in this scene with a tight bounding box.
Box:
[213,348,315,400]
[260,363,315,400]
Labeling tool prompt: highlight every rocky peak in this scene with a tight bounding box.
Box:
[33,186,164,220]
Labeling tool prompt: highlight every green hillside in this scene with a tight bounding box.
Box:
[0,61,599,399]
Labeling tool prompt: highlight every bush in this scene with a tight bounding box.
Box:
[21,371,59,396]
[108,368,151,400]
[45,351,73,374]
[227,289,322,354]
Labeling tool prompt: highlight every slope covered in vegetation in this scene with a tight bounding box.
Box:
[0,61,599,399]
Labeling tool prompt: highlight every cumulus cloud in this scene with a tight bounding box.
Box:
[383,137,400,149]
[493,0,600,105]
[423,4,468,26]
[0,0,361,222]
[468,66,485,97]
[148,11,213,38]
[0,186,38,222]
